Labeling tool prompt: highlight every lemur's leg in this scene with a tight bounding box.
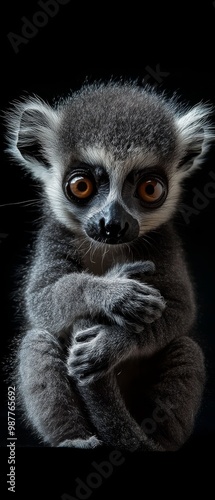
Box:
[67,319,162,451]
[76,372,164,451]
[68,320,205,451]
[137,335,206,451]
[16,329,100,448]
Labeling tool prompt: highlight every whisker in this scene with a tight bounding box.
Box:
[0,198,40,208]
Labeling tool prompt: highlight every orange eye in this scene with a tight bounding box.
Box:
[137,178,165,204]
[68,176,95,199]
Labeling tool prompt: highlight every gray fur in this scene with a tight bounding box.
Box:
[5,80,213,450]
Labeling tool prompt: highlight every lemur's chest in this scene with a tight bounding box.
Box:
[80,242,139,276]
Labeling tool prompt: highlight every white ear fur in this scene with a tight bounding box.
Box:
[5,97,61,183]
[175,103,215,178]
[5,93,215,188]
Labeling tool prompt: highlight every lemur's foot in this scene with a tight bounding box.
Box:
[58,435,102,448]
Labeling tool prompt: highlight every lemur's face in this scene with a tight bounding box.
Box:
[61,153,170,245]
[63,161,168,245]
[6,82,212,246]
[50,86,183,245]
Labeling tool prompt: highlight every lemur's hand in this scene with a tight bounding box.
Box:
[72,260,166,383]
[67,324,111,384]
[68,321,145,385]
[85,261,165,327]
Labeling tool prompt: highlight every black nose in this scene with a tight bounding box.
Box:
[85,202,139,244]
[99,218,129,241]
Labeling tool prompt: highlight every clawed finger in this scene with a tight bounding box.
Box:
[74,325,101,343]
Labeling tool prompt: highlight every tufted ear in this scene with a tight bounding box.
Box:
[5,97,60,183]
[175,103,215,178]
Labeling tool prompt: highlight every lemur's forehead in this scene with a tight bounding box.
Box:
[77,145,161,181]
[58,84,178,166]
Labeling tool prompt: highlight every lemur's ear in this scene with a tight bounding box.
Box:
[5,98,60,183]
[175,104,214,178]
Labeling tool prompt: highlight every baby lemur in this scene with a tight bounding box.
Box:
[5,80,214,450]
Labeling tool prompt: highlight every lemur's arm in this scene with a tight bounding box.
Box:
[67,228,197,384]
[24,220,195,358]
[23,219,165,333]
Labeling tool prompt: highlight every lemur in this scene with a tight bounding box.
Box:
[5,80,214,450]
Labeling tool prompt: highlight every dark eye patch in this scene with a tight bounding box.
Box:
[63,162,110,205]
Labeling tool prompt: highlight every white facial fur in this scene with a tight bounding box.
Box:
[5,82,214,242]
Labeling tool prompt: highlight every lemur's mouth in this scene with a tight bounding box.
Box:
[86,231,137,246]
[93,236,128,245]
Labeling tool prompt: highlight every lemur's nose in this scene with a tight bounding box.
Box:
[97,201,139,244]
[85,201,139,244]
[100,218,129,240]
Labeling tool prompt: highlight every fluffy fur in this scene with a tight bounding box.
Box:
[4,80,214,450]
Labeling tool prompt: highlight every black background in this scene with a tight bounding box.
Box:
[0,0,215,497]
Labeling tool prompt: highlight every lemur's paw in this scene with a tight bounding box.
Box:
[97,260,166,327]
[67,325,112,384]
[58,436,102,448]
[109,280,166,327]
[74,325,101,343]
